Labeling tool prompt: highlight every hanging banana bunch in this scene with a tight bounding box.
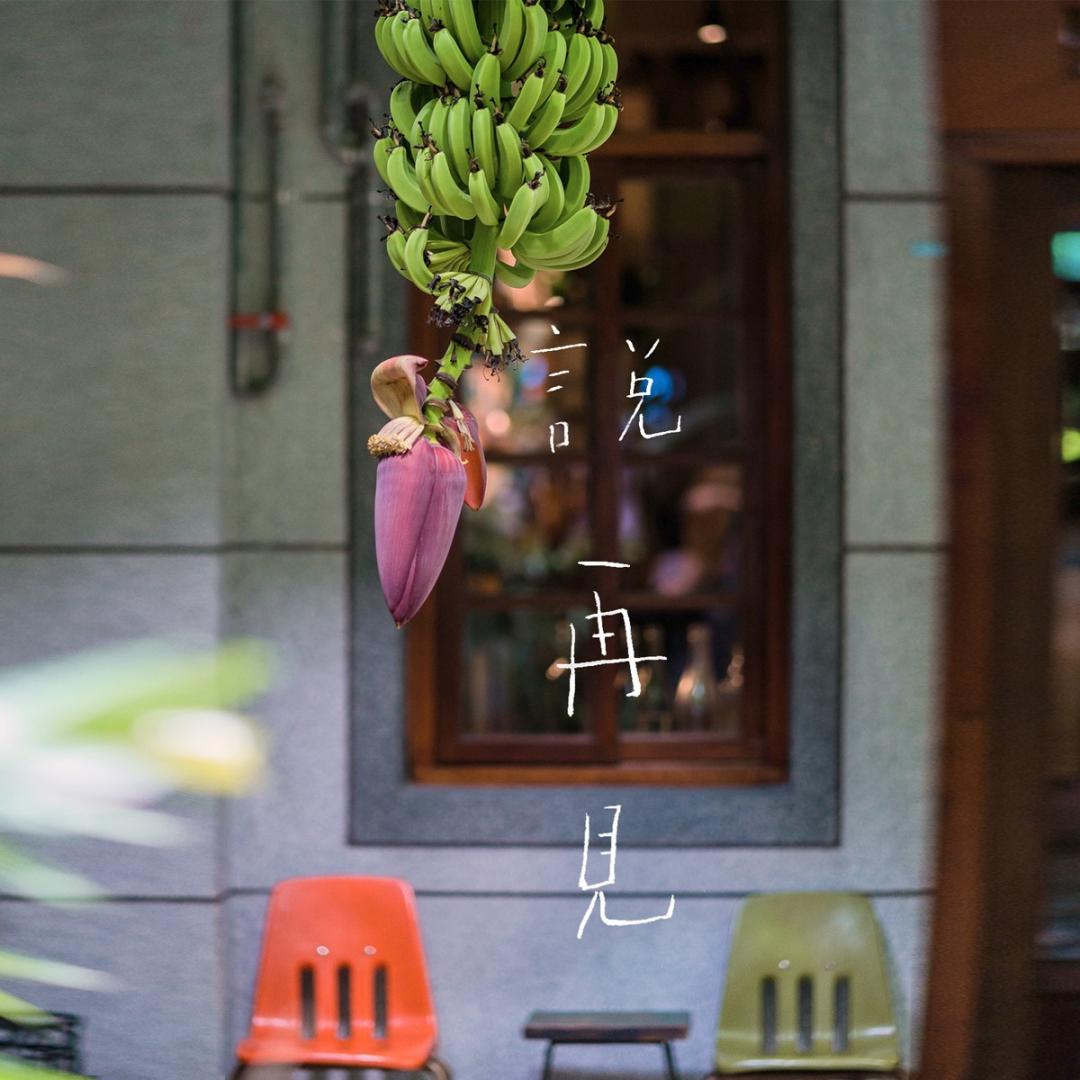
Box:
[369,0,620,625]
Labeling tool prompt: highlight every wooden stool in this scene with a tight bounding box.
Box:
[523,1010,690,1080]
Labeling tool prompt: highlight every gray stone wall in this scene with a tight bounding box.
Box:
[0,2,942,1078]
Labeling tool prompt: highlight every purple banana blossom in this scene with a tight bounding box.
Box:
[368,355,468,626]
[373,439,465,626]
[458,405,486,511]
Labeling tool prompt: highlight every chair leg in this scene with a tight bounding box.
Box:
[420,1057,453,1080]
[541,1041,555,1080]
[661,1041,680,1080]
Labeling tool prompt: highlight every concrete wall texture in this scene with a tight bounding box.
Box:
[0,2,943,1078]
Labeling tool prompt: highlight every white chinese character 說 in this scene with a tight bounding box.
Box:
[620,338,682,442]
[577,804,676,939]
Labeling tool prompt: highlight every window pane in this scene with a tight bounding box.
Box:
[463,609,590,735]
[607,0,773,134]
[619,464,742,597]
[618,322,743,451]
[616,614,743,736]
[461,314,590,455]
[618,174,745,316]
[464,464,591,594]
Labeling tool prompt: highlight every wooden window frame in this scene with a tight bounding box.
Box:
[405,4,790,787]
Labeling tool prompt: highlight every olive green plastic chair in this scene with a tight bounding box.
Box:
[712,892,901,1074]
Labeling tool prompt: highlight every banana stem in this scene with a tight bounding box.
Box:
[421,223,500,435]
[467,222,500,277]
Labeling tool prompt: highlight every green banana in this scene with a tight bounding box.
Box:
[409,96,438,146]
[578,100,619,154]
[539,100,606,157]
[536,210,609,270]
[371,124,396,187]
[511,205,596,266]
[471,103,498,180]
[403,220,436,291]
[560,153,590,210]
[391,9,429,83]
[561,31,592,101]
[530,152,566,231]
[525,76,566,147]
[444,94,473,185]
[536,29,568,106]
[430,148,477,219]
[583,0,605,30]
[496,173,543,249]
[375,13,412,81]
[493,257,536,288]
[563,32,604,118]
[389,80,421,140]
[494,115,524,201]
[415,141,453,215]
[497,0,526,73]
[506,63,546,131]
[385,227,415,284]
[504,0,549,81]
[428,93,451,154]
[403,14,448,86]
[471,46,501,106]
[387,143,428,213]
[468,163,502,227]
[446,0,485,62]
[597,33,618,90]
[432,22,474,91]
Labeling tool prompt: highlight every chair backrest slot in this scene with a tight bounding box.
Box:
[337,964,352,1039]
[833,975,851,1052]
[373,964,388,1040]
[299,966,315,1040]
[796,975,813,1052]
[714,893,901,1073]
[240,877,438,1068]
[760,976,777,1054]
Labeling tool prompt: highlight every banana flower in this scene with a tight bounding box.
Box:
[368,355,486,626]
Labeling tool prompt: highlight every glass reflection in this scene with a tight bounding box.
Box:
[463,609,589,735]
[464,464,590,593]
[619,465,742,596]
[616,615,742,735]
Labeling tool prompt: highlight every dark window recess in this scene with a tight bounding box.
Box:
[406,0,789,786]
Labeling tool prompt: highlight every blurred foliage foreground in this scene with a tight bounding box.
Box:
[0,641,271,1078]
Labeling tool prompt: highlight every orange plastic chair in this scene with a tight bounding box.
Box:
[231,876,451,1079]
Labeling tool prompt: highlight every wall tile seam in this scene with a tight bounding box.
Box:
[0,545,348,555]
[0,188,345,202]
[844,544,946,554]
[843,191,944,203]
[0,186,232,197]
[247,888,938,900]
[4,888,936,904]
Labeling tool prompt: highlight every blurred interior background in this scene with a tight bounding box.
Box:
[1,1,1077,1078]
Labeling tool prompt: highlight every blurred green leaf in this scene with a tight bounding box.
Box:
[0,795,191,847]
[0,1052,84,1079]
[0,991,52,1026]
[0,952,114,992]
[0,843,100,902]
[0,640,271,744]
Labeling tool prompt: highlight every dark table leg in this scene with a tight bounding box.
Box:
[662,1041,680,1080]
[541,1041,555,1080]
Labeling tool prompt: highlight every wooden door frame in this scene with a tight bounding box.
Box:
[920,137,1080,1080]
